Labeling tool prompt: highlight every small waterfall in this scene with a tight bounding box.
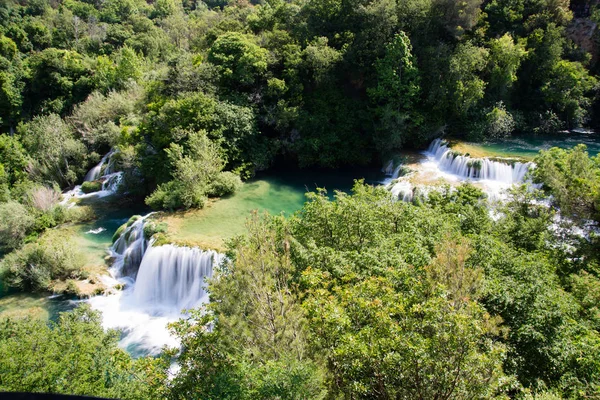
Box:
[102,171,123,192]
[427,139,532,184]
[132,244,222,312]
[61,149,122,204]
[111,216,148,279]
[84,150,115,182]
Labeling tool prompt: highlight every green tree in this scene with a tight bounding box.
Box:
[208,32,269,88]
[17,113,87,187]
[532,145,600,224]
[368,32,422,151]
[0,305,166,399]
[168,215,326,399]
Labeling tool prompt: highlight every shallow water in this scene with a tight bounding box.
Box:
[458,132,600,159]
[162,167,385,249]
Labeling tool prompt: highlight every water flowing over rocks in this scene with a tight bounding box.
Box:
[89,214,224,356]
[386,139,535,202]
[61,149,123,204]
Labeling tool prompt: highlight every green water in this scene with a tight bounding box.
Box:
[163,167,386,249]
[74,201,150,262]
[464,132,600,159]
[0,197,149,321]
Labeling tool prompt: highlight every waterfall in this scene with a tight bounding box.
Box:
[84,150,115,182]
[90,214,224,355]
[427,139,532,184]
[132,245,223,313]
[61,149,122,204]
[111,216,148,279]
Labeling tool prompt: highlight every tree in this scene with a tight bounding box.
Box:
[448,42,489,120]
[368,32,422,151]
[17,113,87,187]
[542,60,597,128]
[208,32,269,88]
[487,33,527,103]
[167,214,326,399]
[145,129,239,210]
[0,305,166,399]
[532,145,600,224]
[0,201,34,251]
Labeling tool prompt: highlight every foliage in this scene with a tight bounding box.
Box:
[0,200,34,251]
[0,230,86,291]
[17,113,87,187]
[167,214,326,399]
[533,145,600,224]
[0,305,167,399]
[145,129,238,210]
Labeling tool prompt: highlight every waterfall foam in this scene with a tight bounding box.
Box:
[61,149,122,204]
[426,139,532,184]
[386,138,536,202]
[90,216,224,356]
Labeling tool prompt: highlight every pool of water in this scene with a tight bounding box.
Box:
[0,197,149,321]
[160,166,386,250]
[454,132,600,159]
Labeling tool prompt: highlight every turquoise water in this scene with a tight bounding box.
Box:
[470,132,600,158]
[161,166,387,249]
[0,198,149,321]
[1,167,385,320]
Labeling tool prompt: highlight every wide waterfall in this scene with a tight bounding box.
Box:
[132,245,222,313]
[385,138,536,202]
[427,139,532,184]
[90,214,224,355]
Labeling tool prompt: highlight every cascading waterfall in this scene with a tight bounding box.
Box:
[84,150,114,181]
[90,214,224,355]
[111,216,148,279]
[386,138,536,202]
[132,245,222,313]
[427,139,532,184]
[61,149,122,204]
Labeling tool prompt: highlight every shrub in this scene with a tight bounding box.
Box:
[0,201,35,251]
[207,171,242,197]
[81,181,103,193]
[143,221,168,240]
[0,232,86,292]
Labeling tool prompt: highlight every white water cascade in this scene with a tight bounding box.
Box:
[386,138,535,202]
[89,215,224,356]
[427,139,532,184]
[61,149,123,204]
[132,245,222,313]
[111,216,148,279]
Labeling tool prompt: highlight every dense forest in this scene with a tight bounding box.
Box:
[1,0,600,398]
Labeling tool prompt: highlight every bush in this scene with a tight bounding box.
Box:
[146,180,207,210]
[143,221,168,240]
[81,181,103,193]
[0,201,34,251]
[0,305,166,398]
[207,171,242,197]
[0,232,86,292]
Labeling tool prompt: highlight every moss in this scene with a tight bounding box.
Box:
[112,222,128,243]
[126,215,142,227]
[112,215,142,243]
[143,221,168,240]
[81,181,102,194]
